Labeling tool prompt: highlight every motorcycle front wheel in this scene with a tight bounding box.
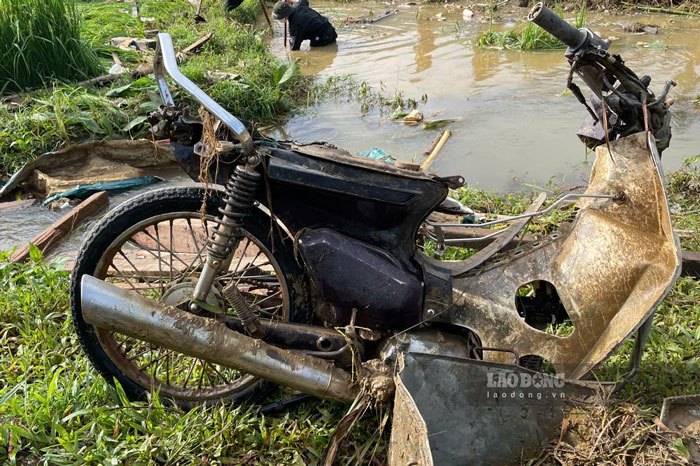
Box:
[70,186,309,408]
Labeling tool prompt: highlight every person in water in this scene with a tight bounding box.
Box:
[272,0,337,51]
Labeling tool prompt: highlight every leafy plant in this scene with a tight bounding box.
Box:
[0,0,103,93]
[478,4,586,51]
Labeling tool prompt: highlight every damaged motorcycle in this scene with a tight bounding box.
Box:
[70,4,681,464]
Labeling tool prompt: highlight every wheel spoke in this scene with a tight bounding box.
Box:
[252,290,281,307]
[92,210,289,404]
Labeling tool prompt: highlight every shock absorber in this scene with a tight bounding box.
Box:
[192,155,262,304]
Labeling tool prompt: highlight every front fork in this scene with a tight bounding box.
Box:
[191,154,262,308]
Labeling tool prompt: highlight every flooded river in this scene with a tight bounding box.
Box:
[269,2,700,191]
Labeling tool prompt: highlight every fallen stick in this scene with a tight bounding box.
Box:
[259,0,273,29]
[181,32,213,54]
[11,192,109,263]
[423,130,445,157]
[112,52,124,67]
[2,73,124,106]
[341,10,394,24]
[421,130,451,171]
[628,4,700,17]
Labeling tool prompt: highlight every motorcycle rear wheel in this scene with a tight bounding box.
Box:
[70,186,308,408]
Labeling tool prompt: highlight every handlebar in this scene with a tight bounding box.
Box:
[528,2,587,50]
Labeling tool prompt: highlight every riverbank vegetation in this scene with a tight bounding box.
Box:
[0,0,103,94]
[478,3,586,50]
[0,0,304,178]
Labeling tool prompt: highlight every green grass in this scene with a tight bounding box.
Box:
[478,4,586,51]
[307,74,426,116]
[0,80,160,176]
[0,0,104,93]
[0,0,304,178]
[0,248,384,465]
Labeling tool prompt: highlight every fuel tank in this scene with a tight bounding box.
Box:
[297,228,423,330]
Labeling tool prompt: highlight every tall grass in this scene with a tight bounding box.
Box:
[0,0,103,94]
[478,4,586,51]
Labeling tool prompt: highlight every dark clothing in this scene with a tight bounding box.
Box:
[288,2,337,51]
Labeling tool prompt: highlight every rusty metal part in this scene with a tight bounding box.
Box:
[660,395,700,434]
[436,192,546,275]
[81,275,359,404]
[203,311,348,352]
[659,395,700,463]
[437,132,681,379]
[222,281,265,337]
[154,33,254,156]
[388,340,597,466]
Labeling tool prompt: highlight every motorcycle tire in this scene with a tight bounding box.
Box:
[70,186,309,408]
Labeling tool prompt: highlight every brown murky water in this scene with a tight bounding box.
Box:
[269,2,700,191]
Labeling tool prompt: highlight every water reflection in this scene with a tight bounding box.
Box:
[269,2,700,190]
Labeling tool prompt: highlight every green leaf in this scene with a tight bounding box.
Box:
[122,115,148,132]
[274,59,300,86]
[66,114,105,134]
[422,119,456,130]
[674,438,690,457]
[684,154,700,166]
[105,77,152,97]
[391,109,408,120]
[28,244,43,262]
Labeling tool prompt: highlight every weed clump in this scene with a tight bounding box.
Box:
[0,0,103,93]
[478,5,586,50]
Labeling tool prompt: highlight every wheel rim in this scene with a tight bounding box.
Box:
[91,212,289,402]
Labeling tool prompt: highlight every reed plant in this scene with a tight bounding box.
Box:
[0,0,103,93]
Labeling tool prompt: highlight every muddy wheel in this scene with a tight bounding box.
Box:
[70,186,309,408]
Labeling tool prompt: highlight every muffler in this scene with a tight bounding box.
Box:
[80,275,359,403]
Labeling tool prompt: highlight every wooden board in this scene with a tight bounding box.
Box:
[11,192,109,262]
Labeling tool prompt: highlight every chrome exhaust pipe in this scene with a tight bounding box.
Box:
[80,275,359,404]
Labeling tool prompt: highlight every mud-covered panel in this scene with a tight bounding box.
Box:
[390,352,595,466]
[442,132,681,379]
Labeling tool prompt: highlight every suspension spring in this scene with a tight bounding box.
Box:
[207,163,261,261]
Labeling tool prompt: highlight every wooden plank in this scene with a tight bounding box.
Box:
[181,32,213,55]
[0,199,34,211]
[11,192,109,263]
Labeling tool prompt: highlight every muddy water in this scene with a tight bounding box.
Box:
[0,168,194,261]
[269,2,700,191]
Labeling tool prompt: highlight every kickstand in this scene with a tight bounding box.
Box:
[611,314,654,396]
[259,393,313,415]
